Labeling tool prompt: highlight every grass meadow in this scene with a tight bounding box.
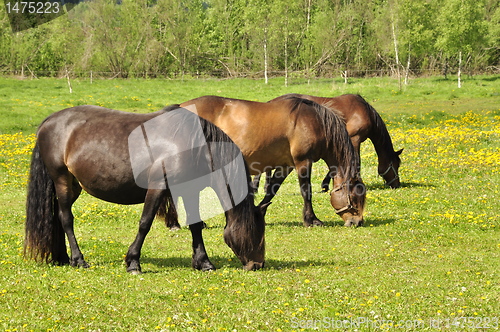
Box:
[0,75,499,331]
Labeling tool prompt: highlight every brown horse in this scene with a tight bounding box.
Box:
[24,105,267,273]
[269,94,403,190]
[180,95,366,227]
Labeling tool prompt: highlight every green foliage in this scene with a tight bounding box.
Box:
[0,74,499,134]
[0,0,497,78]
[435,0,488,56]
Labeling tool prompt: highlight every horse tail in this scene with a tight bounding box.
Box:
[157,193,180,230]
[24,143,67,264]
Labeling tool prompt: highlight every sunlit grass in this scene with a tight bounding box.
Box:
[1,75,499,134]
[0,77,499,331]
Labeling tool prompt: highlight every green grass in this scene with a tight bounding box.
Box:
[0,75,498,134]
[0,76,499,331]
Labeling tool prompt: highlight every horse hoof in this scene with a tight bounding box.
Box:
[194,261,216,271]
[54,257,70,266]
[126,261,142,274]
[201,265,216,272]
[71,259,89,268]
[304,219,324,227]
[313,220,324,227]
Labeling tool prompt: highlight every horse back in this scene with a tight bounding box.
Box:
[180,96,299,172]
[37,106,165,204]
[180,96,330,173]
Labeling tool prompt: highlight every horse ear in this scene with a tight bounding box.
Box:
[259,202,272,214]
[396,148,404,155]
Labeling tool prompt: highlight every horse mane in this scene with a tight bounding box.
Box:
[283,96,360,180]
[355,95,396,153]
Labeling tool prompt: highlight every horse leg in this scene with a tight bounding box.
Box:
[321,172,331,193]
[125,189,165,274]
[263,169,272,193]
[54,175,86,267]
[258,166,293,214]
[183,193,216,271]
[251,174,261,193]
[253,170,273,193]
[189,222,216,271]
[296,161,323,227]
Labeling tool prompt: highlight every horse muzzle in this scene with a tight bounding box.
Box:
[243,260,265,271]
[343,215,364,227]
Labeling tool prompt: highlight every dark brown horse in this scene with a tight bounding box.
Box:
[269,94,403,190]
[180,95,366,227]
[25,105,267,273]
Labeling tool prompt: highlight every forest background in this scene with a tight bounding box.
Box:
[0,0,499,83]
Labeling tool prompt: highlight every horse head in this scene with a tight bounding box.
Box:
[378,148,403,188]
[224,202,270,271]
[330,176,366,227]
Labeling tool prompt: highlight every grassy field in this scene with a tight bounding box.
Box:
[0,76,499,331]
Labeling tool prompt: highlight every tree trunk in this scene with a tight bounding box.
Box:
[457,50,462,88]
[342,69,348,84]
[284,34,288,87]
[391,21,402,91]
[306,0,311,30]
[264,28,268,84]
[405,44,411,85]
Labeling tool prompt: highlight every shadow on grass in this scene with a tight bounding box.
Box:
[141,256,194,271]
[141,256,336,271]
[267,215,398,227]
[481,76,500,82]
[315,181,436,193]
[366,181,436,191]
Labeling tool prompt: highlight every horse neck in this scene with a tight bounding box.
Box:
[225,191,254,224]
[224,193,263,252]
[370,130,397,166]
[324,143,360,184]
[366,109,396,165]
[311,101,360,182]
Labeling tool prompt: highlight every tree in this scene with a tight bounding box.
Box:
[268,1,305,86]
[397,0,436,81]
[485,2,500,70]
[435,0,488,87]
[241,0,271,81]
[308,0,375,81]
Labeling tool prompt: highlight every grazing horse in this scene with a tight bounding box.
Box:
[24,105,267,273]
[268,94,403,190]
[180,95,366,227]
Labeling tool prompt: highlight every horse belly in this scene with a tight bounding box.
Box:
[74,169,147,205]
[243,141,294,175]
[67,145,147,205]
